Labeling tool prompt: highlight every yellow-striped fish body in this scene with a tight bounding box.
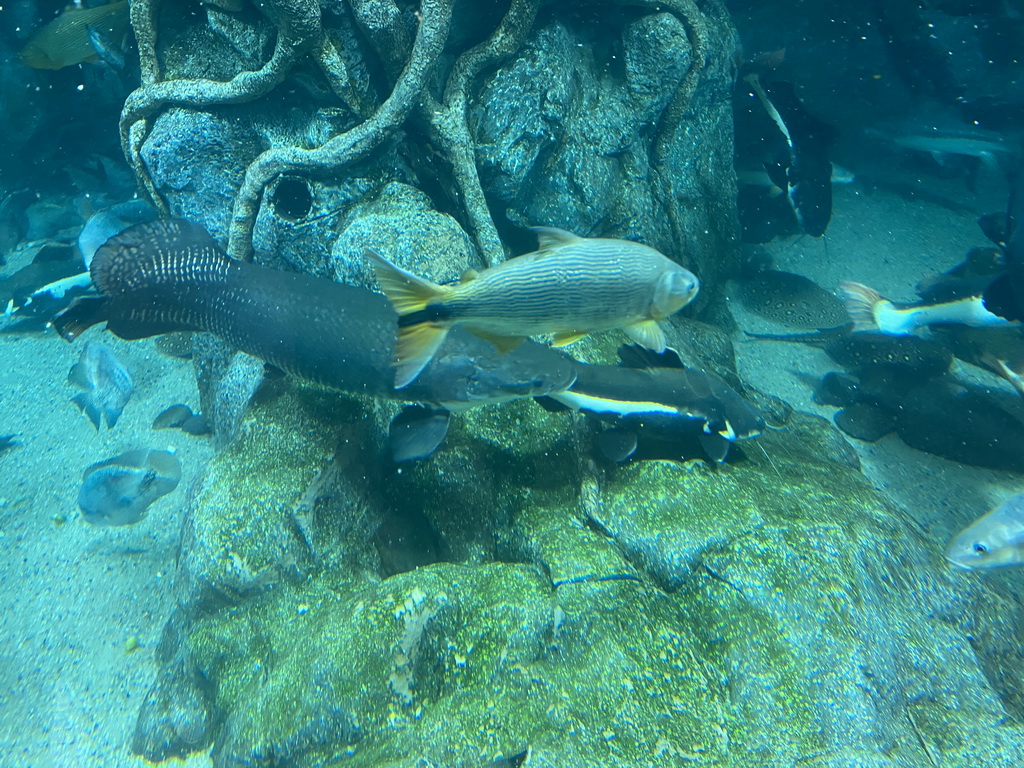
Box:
[19,1,129,70]
[366,227,700,388]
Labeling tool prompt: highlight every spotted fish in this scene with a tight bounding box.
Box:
[737,269,848,330]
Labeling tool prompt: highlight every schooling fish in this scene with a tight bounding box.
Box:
[946,493,1024,570]
[19,1,130,70]
[68,340,133,430]
[52,219,577,458]
[538,345,763,463]
[77,448,181,527]
[841,281,1014,335]
[365,226,700,388]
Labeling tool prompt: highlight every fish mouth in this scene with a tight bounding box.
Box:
[942,554,973,570]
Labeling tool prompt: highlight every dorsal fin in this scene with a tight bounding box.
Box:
[529,226,584,252]
[617,344,685,369]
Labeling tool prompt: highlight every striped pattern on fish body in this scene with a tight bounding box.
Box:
[439,238,685,333]
[366,227,700,388]
[19,1,129,70]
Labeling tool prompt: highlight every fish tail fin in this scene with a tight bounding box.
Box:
[363,250,456,388]
[92,219,230,296]
[71,393,102,431]
[363,249,450,315]
[51,296,112,341]
[393,322,450,389]
[840,281,885,331]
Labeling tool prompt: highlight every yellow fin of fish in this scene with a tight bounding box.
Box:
[623,320,667,352]
[470,330,528,354]
[363,249,450,315]
[394,323,450,389]
[529,226,585,253]
[551,331,588,347]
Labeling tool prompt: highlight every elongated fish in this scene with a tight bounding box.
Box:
[841,281,1014,335]
[539,345,763,463]
[365,227,700,388]
[52,219,577,414]
[946,493,1024,570]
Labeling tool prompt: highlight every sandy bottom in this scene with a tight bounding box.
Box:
[0,323,212,767]
[1,167,1022,766]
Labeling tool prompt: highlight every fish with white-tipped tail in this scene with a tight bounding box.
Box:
[841,280,1015,335]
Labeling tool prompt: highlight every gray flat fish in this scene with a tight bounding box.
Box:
[77,448,182,526]
[68,340,133,429]
[738,270,848,330]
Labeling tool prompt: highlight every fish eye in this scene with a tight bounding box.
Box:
[973,542,988,555]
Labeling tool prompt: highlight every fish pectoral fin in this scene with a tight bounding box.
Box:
[363,249,449,315]
[597,428,639,463]
[699,433,731,463]
[71,393,102,431]
[470,329,528,354]
[550,331,588,347]
[529,226,584,253]
[389,405,451,463]
[623,320,667,352]
[459,269,479,284]
[393,323,451,388]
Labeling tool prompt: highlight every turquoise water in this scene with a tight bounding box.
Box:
[2,1,1024,766]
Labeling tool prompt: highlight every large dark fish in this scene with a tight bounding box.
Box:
[895,380,1024,473]
[52,219,577,413]
[538,345,763,463]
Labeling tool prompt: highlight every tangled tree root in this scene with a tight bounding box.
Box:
[120,0,721,264]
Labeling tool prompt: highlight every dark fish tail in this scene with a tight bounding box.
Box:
[51,296,113,341]
[91,218,231,296]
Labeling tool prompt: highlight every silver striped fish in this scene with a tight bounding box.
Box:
[365,227,700,388]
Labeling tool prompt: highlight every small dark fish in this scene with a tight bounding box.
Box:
[152,404,193,430]
[737,270,848,330]
[596,427,640,462]
[86,22,125,70]
[1,260,84,317]
[388,404,451,463]
[77,449,181,526]
[946,493,1024,570]
[68,341,133,430]
[0,434,20,455]
[744,75,834,237]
